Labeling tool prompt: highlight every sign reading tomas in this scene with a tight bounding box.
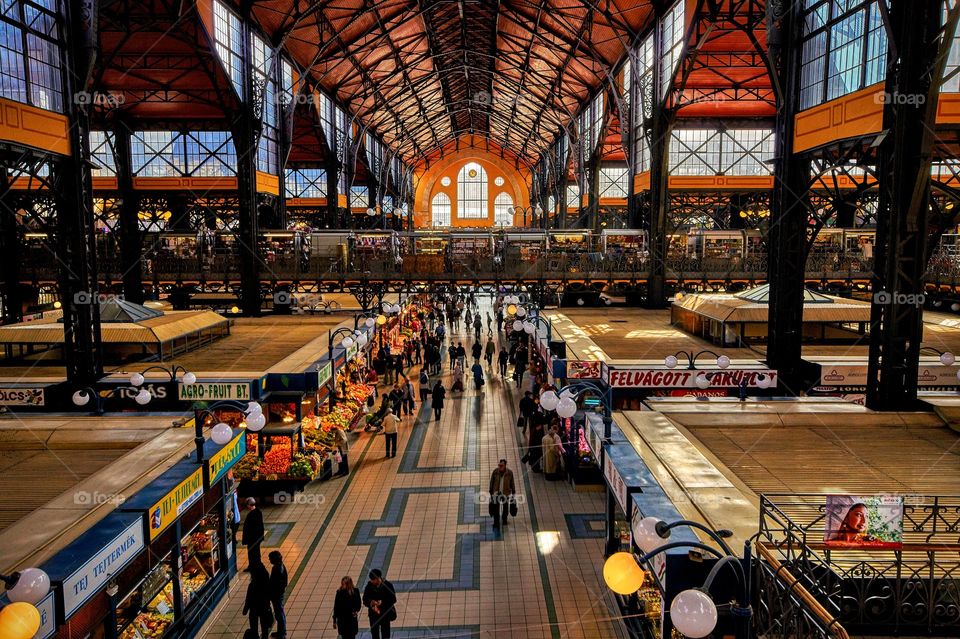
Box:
[178,382,251,401]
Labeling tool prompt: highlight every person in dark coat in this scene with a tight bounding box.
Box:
[519,391,536,433]
[471,341,482,364]
[363,569,397,639]
[242,497,265,568]
[332,576,362,639]
[242,562,273,639]
[431,381,446,422]
[268,551,288,639]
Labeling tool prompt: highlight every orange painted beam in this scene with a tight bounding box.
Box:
[287,197,327,207]
[256,171,280,195]
[633,171,651,193]
[936,93,960,124]
[668,175,774,191]
[793,83,884,153]
[0,98,70,156]
[132,176,238,190]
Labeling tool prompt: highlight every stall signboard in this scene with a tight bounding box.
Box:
[607,367,777,389]
[34,591,56,639]
[316,362,332,388]
[178,381,251,401]
[206,431,246,488]
[817,363,960,387]
[632,506,666,590]
[603,451,629,512]
[823,495,903,549]
[346,341,359,362]
[0,387,45,406]
[600,361,610,385]
[567,360,602,380]
[147,467,204,540]
[62,518,145,618]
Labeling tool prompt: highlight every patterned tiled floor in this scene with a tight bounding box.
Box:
[198,304,627,639]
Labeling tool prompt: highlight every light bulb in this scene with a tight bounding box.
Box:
[603,552,645,595]
[539,390,559,411]
[523,321,535,334]
[670,589,718,638]
[341,337,354,349]
[211,423,233,445]
[664,355,678,369]
[365,317,376,328]
[940,352,955,366]
[556,396,577,418]
[5,568,50,605]
[716,355,730,369]
[695,374,711,389]
[72,390,90,406]
[247,413,266,432]
[513,320,523,332]
[181,372,197,385]
[633,517,666,553]
[129,372,145,387]
[134,389,152,405]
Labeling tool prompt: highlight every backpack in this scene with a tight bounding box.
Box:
[419,371,428,385]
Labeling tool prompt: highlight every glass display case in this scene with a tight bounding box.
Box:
[116,560,176,639]
[179,513,221,609]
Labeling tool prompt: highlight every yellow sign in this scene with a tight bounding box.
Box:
[207,431,246,487]
[148,467,203,540]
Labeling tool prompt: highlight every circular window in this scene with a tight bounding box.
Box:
[468,169,478,178]
[440,176,451,187]
[494,176,505,187]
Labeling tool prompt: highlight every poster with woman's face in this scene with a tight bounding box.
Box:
[823,495,904,549]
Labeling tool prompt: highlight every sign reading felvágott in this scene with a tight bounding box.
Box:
[207,431,246,487]
[148,468,203,540]
[607,368,777,389]
[62,518,145,617]
[178,382,251,401]
[0,388,45,406]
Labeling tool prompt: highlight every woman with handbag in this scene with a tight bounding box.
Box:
[332,576,362,639]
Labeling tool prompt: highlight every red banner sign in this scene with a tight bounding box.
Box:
[606,368,777,389]
[567,360,602,379]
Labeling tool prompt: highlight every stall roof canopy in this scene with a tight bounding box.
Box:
[676,288,872,324]
[734,284,835,305]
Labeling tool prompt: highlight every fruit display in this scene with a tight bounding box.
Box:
[232,451,261,480]
[288,453,319,479]
[259,442,293,477]
[119,610,173,639]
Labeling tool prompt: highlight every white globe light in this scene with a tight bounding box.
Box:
[134,389,152,405]
[516,307,527,318]
[633,516,666,554]
[341,336,354,349]
[6,568,50,604]
[556,396,577,419]
[540,390,559,411]
[577,298,585,306]
[716,355,730,369]
[182,372,197,385]
[247,412,266,432]
[956,369,960,381]
[756,374,771,389]
[211,422,233,445]
[559,388,576,400]
[523,321,535,334]
[357,333,368,347]
[952,303,960,312]
[664,355,678,369]
[940,352,955,366]
[129,372,145,387]
[695,374,711,390]
[366,207,376,217]
[513,320,524,332]
[365,317,376,328]
[670,589,718,639]
[245,402,263,415]
[72,390,90,406]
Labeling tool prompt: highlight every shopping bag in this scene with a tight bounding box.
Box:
[509,496,518,517]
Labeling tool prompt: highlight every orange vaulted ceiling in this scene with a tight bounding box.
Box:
[249,0,654,166]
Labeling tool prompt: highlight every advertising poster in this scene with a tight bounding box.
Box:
[567,360,602,380]
[823,495,903,549]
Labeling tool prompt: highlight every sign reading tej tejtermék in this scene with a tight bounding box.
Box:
[178,382,251,401]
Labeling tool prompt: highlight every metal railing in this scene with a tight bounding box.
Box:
[757,493,960,636]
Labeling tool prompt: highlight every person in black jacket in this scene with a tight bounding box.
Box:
[363,569,397,639]
[518,391,536,433]
[242,562,273,639]
[431,381,446,422]
[242,497,265,569]
[332,576,362,639]
[268,551,288,639]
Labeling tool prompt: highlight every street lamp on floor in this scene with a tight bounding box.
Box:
[193,400,264,463]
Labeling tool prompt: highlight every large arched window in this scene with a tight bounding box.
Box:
[493,192,514,227]
[457,162,488,219]
[431,192,451,227]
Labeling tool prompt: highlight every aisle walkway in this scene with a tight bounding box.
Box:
[199,303,626,639]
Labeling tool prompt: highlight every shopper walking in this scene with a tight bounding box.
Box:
[242,562,273,639]
[452,360,465,392]
[402,377,415,416]
[471,361,485,390]
[431,381,446,421]
[448,343,457,371]
[473,314,482,340]
[363,569,397,639]
[383,408,400,458]
[488,459,516,529]
[242,497,264,569]
[333,427,350,477]
[498,348,509,378]
[418,369,430,403]
[456,341,467,369]
[471,340,482,365]
[268,551,288,639]
[485,338,495,367]
[332,576,363,639]
[519,391,536,433]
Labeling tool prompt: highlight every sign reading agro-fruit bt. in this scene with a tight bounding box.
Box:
[178,381,251,401]
[606,367,777,388]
